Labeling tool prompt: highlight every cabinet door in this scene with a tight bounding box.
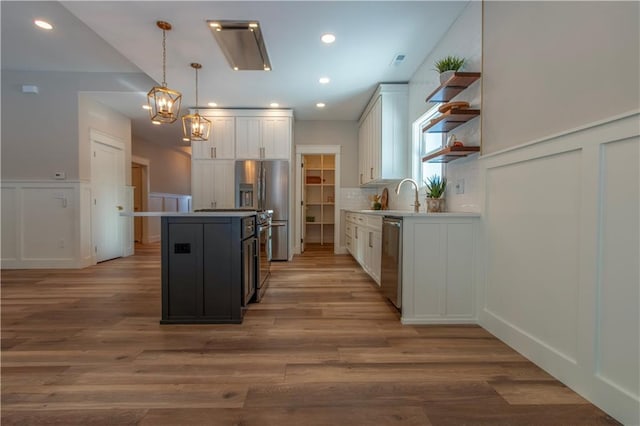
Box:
[369,96,382,182]
[358,118,369,185]
[192,160,235,209]
[211,160,235,208]
[235,117,262,159]
[262,117,291,159]
[191,140,213,160]
[370,229,382,285]
[210,117,235,159]
[191,160,215,210]
[202,222,233,318]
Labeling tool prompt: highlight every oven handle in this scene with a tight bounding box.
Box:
[270,223,286,228]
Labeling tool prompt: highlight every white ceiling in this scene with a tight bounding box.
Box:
[2,1,468,148]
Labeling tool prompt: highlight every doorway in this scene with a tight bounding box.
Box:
[302,154,335,251]
[131,156,150,245]
[295,145,341,255]
[90,131,125,263]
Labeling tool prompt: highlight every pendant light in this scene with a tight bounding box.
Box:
[147,21,181,124]
[181,63,211,141]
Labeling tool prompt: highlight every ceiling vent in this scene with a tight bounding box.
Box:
[391,53,406,66]
[207,20,272,71]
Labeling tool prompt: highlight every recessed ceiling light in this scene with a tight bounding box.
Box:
[316,103,326,108]
[207,102,218,107]
[233,66,239,71]
[34,20,53,30]
[152,120,161,125]
[270,102,279,108]
[142,104,151,110]
[321,33,336,44]
[319,77,330,84]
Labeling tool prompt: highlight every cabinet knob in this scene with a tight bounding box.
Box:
[370,167,373,179]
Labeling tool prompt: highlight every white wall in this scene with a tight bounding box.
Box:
[132,136,191,195]
[385,1,482,213]
[1,70,151,180]
[1,71,145,268]
[481,2,640,423]
[294,120,359,187]
[482,1,640,154]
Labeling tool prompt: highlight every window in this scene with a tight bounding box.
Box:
[412,105,444,186]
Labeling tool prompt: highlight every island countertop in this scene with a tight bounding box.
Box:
[120,211,256,217]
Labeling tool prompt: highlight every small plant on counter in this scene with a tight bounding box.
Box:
[369,194,382,210]
[433,55,465,73]
[424,175,447,199]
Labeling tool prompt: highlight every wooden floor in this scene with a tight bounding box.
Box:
[1,243,618,425]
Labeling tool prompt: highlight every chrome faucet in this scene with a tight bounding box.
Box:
[396,178,421,213]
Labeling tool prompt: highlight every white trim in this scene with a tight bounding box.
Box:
[295,145,342,254]
[480,109,640,160]
[199,108,293,118]
[90,128,125,151]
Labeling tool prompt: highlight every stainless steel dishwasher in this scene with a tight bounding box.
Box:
[381,216,402,309]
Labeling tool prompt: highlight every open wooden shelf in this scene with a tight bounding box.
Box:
[422,146,481,163]
[425,72,481,103]
[422,109,480,133]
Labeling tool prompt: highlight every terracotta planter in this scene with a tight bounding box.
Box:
[426,198,445,213]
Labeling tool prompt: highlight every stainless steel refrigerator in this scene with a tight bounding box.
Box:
[235,160,289,260]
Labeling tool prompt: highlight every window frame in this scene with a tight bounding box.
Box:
[412,104,445,187]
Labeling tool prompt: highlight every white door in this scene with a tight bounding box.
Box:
[91,139,124,262]
[132,164,143,243]
[300,159,306,253]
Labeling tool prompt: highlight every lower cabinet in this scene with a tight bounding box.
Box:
[161,216,245,324]
[345,212,382,285]
[400,216,479,324]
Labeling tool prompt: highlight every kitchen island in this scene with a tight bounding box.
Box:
[124,211,257,324]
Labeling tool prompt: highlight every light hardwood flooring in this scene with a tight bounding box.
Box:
[1,243,618,425]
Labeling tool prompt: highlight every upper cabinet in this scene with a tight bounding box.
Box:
[236,116,292,160]
[192,116,235,160]
[358,84,409,186]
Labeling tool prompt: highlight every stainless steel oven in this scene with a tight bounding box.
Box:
[255,210,272,302]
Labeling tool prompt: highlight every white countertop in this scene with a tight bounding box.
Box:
[120,211,256,217]
[345,209,480,218]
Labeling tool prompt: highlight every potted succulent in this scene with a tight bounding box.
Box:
[434,55,465,84]
[424,175,447,213]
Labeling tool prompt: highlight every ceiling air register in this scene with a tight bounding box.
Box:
[207,20,272,71]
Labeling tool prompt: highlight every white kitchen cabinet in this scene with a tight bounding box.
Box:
[401,216,479,324]
[191,117,235,160]
[191,160,235,210]
[235,116,291,159]
[358,84,408,186]
[345,211,382,285]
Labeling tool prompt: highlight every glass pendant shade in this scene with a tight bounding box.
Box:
[181,62,211,141]
[182,112,211,141]
[148,21,181,124]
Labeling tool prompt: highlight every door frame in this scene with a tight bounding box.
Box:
[131,155,150,244]
[294,145,341,255]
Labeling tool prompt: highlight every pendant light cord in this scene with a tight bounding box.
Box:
[195,66,199,111]
[161,29,167,87]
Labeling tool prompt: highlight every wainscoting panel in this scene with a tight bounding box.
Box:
[596,138,639,399]
[485,149,582,364]
[479,111,640,425]
[2,182,83,268]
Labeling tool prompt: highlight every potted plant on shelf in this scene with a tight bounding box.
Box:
[424,175,447,213]
[434,55,465,84]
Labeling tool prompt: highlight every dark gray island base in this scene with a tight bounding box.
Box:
[161,213,256,324]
